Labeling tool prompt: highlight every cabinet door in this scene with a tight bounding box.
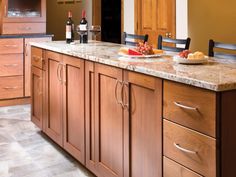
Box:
[94,63,124,177]
[31,66,43,129]
[62,55,85,164]
[45,51,63,146]
[85,61,97,173]
[123,71,162,177]
[25,37,52,97]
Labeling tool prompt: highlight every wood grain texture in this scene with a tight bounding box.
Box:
[44,51,63,146]
[124,71,162,177]
[25,37,51,97]
[0,54,23,77]
[220,90,236,177]
[63,55,85,164]
[163,80,216,137]
[164,119,216,177]
[164,156,203,177]
[2,23,46,34]
[31,66,43,129]
[95,63,124,177]
[0,38,23,54]
[0,97,30,107]
[0,76,23,99]
[85,61,97,174]
[135,0,176,47]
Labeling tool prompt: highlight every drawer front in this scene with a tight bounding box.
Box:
[2,23,46,35]
[163,80,216,137]
[164,156,203,177]
[0,54,23,76]
[31,47,44,69]
[164,120,216,177]
[0,38,23,54]
[0,76,23,99]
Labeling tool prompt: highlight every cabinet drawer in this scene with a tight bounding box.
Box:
[0,38,23,54]
[0,76,23,99]
[2,23,46,34]
[164,120,216,177]
[31,47,44,69]
[163,80,216,137]
[164,156,202,177]
[0,54,23,76]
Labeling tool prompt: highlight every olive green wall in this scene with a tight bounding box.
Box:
[188,0,236,54]
[46,1,92,40]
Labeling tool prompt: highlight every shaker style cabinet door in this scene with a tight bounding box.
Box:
[62,55,85,164]
[123,71,162,177]
[94,63,125,177]
[31,66,43,129]
[44,51,63,146]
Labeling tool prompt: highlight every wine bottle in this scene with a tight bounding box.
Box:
[79,10,88,43]
[66,11,74,44]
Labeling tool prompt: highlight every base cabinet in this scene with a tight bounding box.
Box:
[85,63,162,177]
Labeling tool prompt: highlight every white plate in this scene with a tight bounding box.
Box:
[118,52,163,58]
[173,55,208,64]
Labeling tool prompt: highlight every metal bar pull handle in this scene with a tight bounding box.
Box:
[123,81,129,110]
[115,80,124,107]
[4,64,18,67]
[174,143,197,154]
[18,27,32,31]
[3,86,18,90]
[174,101,198,111]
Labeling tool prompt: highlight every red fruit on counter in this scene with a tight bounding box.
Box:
[128,49,143,55]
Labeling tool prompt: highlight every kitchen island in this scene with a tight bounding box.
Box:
[30,41,236,177]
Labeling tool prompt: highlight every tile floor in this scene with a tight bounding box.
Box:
[0,104,95,177]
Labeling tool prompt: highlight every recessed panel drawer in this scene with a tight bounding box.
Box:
[2,23,46,35]
[0,76,23,99]
[0,38,23,54]
[164,120,216,177]
[163,80,216,137]
[0,54,23,76]
[164,156,203,177]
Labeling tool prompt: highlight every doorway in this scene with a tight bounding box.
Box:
[93,0,122,44]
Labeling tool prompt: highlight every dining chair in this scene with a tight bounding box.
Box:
[122,32,148,46]
[208,39,236,59]
[157,35,191,52]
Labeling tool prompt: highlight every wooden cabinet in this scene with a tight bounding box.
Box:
[85,63,162,177]
[45,51,63,146]
[62,55,85,164]
[0,0,46,34]
[25,37,52,97]
[31,66,43,129]
[123,71,162,177]
[44,51,85,163]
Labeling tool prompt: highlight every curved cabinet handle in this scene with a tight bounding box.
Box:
[115,80,123,107]
[123,81,129,110]
[174,143,197,154]
[174,101,198,111]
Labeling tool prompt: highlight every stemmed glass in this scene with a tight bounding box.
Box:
[76,25,88,43]
[89,25,101,41]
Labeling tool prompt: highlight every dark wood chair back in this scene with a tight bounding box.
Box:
[157,35,191,52]
[122,32,148,46]
[208,39,236,59]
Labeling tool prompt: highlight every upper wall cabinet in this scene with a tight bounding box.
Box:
[0,0,46,34]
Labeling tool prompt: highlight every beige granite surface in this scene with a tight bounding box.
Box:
[30,40,236,91]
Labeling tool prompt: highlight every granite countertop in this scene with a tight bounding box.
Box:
[30,40,236,92]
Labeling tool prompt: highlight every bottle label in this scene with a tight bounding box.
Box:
[79,24,87,31]
[66,25,72,39]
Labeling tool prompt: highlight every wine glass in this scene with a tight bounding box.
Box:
[76,25,88,43]
[89,25,101,41]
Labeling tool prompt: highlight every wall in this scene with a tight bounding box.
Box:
[188,0,236,53]
[46,1,92,40]
[124,0,134,34]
